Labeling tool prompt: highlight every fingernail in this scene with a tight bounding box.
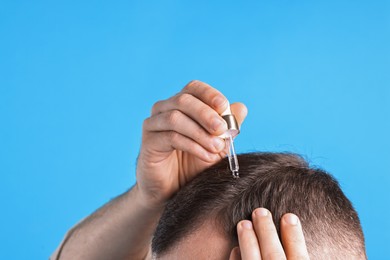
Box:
[213,96,226,108]
[255,208,268,217]
[241,105,248,118]
[285,214,298,225]
[241,221,253,229]
[212,117,227,132]
[213,137,225,151]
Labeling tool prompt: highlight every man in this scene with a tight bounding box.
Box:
[52,81,366,259]
[152,152,366,259]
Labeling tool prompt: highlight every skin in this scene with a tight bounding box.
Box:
[158,208,309,260]
[56,81,308,260]
[136,80,247,207]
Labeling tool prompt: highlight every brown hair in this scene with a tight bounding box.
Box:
[152,152,366,259]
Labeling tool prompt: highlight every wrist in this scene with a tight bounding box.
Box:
[130,183,166,213]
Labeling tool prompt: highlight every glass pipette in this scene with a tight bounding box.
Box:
[225,134,239,178]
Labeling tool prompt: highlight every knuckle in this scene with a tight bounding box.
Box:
[184,80,200,91]
[175,93,192,107]
[167,110,181,126]
[210,92,221,101]
[151,100,163,114]
[166,110,181,125]
[204,85,218,97]
[142,117,150,130]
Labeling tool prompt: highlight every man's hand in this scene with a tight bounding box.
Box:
[230,208,310,260]
[136,80,248,208]
[54,81,247,260]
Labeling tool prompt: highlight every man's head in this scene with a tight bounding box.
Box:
[152,153,366,259]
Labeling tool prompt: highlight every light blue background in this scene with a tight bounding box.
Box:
[1,1,389,259]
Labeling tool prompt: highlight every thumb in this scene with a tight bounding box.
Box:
[230,102,248,128]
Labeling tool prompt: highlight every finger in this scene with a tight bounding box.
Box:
[252,208,286,260]
[143,111,226,153]
[280,213,310,260]
[237,220,261,260]
[229,247,242,260]
[230,102,248,127]
[151,92,228,135]
[142,131,220,163]
[181,80,229,114]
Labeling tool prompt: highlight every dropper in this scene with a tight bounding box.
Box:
[220,103,240,178]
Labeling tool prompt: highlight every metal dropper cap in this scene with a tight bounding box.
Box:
[220,102,240,138]
[222,114,239,136]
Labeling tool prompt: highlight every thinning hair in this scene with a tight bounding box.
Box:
[152,153,366,259]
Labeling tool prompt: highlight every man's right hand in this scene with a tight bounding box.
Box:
[136,80,248,208]
[54,80,248,260]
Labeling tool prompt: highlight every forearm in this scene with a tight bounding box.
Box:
[57,184,164,260]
